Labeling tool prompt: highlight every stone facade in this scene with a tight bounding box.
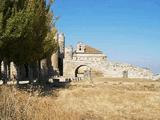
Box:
[63,42,153,80]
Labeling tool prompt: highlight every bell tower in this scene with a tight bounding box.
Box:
[76,42,86,53]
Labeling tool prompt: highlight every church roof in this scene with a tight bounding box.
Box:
[84,45,103,54]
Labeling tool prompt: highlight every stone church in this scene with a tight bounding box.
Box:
[0,32,154,83]
[53,33,153,80]
[63,44,153,80]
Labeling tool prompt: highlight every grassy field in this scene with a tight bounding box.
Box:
[1,78,160,120]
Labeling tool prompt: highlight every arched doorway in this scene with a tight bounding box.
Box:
[75,65,91,78]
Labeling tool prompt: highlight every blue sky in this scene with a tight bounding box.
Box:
[51,0,160,74]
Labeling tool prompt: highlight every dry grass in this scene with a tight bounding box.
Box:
[1,78,160,120]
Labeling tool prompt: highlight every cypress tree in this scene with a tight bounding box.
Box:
[0,0,57,81]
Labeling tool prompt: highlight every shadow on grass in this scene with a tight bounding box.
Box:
[15,80,71,97]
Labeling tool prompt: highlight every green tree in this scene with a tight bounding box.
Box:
[0,0,57,81]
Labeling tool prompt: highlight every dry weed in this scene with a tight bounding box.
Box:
[1,78,160,120]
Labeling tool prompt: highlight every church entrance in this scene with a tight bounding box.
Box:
[75,65,91,79]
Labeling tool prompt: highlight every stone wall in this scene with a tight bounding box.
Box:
[63,53,153,80]
[153,74,160,80]
[103,62,153,79]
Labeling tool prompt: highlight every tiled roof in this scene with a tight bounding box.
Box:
[84,45,103,54]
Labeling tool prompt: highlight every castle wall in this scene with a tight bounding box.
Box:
[51,51,59,75]
[50,32,65,76]
[102,62,153,79]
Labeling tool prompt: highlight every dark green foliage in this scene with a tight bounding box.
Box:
[0,0,57,65]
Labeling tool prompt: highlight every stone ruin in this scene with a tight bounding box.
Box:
[63,42,153,80]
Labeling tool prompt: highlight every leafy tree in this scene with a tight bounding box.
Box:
[0,0,57,81]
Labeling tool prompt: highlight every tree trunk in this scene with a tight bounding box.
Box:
[28,64,33,84]
[0,60,2,80]
[16,65,21,85]
[3,60,8,84]
[37,60,41,81]
[8,62,11,81]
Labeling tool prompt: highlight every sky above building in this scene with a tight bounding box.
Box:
[51,0,160,74]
